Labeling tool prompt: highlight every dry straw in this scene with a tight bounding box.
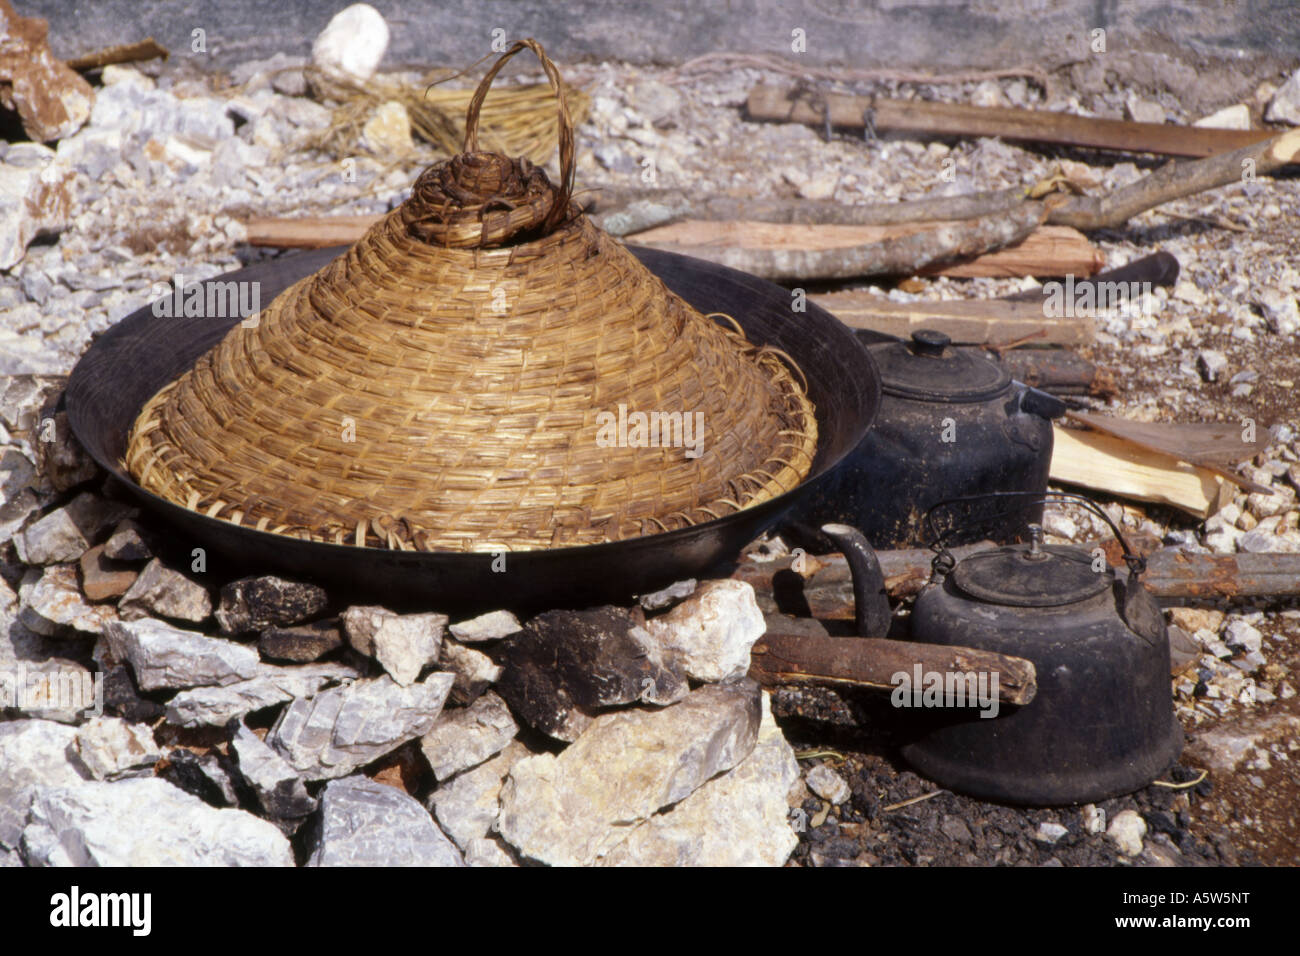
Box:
[126,40,818,553]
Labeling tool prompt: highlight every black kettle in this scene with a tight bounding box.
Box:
[784,330,1064,549]
[898,494,1183,805]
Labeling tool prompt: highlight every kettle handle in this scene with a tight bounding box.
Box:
[923,491,1148,579]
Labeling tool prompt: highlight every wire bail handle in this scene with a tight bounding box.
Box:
[464,38,575,233]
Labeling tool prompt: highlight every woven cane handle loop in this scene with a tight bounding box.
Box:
[465,38,575,231]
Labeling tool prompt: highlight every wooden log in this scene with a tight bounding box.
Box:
[746,84,1275,159]
[996,349,1113,397]
[812,290,1092,346]
[66,38,169,72]
[750,632,1038,705]
[631,219,1100,280]
[1049,424,1228,518]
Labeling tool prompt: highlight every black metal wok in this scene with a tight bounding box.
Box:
[66,245,880,613]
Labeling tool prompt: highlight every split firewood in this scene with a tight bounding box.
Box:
[811,291,1091,346]
[1065,410,1271,494]
[65,38,169,72]
[749,631,1038,705]
[1050,424,1229,518]
[746,84,1275,158]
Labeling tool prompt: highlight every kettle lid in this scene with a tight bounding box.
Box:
[952,530,1111,607]
[870,330,1011,403]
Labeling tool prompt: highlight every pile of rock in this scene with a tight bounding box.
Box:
[0,381,802,866]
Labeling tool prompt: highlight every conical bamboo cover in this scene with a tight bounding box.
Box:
[125,41,817,552]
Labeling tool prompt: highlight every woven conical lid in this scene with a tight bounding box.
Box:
[125,40,817,552]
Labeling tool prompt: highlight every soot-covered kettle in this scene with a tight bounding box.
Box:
[784,329,1065,549]
[899,493,1183,805]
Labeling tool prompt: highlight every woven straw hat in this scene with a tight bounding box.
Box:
[125,40,817,553]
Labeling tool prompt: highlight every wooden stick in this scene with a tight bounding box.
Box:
[919,224,1101,278]
[66,38,169,72]
[996,349,1113,397]
[1144,551,1300,600]
[750,632,1038,705]
[244,215,381,247]
[746,84,1275,159]
[811,291,1091,345]
[631,202,1045,281]
[1048,130,1300,230]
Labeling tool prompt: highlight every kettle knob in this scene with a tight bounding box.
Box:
[910,329,950,357]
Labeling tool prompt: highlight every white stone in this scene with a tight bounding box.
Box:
[1193,104,1251,130]
[805,763,851,805]
[449,609,521,642]
[72,717,160,781]
[164,663,359,727]
[20,777,292,866]
[342,605,444,686]
[463,836,518,867]
[1107,809,1147,856]
[268,672,455,780]
[102,618,261,691]
[498,680,761,866]
[1224,620,1264,654]
[646,579,765,682]
[1035,821,1069,844]
[1125,96,1165,125]
[0,146,73,270]
[18,564,117,636]
[312,3,390,81]
[430,740,530,850]
[1081,803,1106,834]
[0,720,88,849]
[597,693,800,867]
[420,691,518,781]
[362,100,413,154]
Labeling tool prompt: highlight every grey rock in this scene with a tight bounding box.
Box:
[1265,68,1300,124]
[18,564,117,635]
[0,719,88,849]
[439,637,502,704]
[98,664,165,724]
[646,578,765,682]
[638,578,696,611]
[430,740,530,850]
[0,653,99,723]
[17,492,132,565]
[805,763,851,806]
[268,672,455,780]
[229,723,315,820]
[71,717,160,781]
[118,558,212,623]
[463,836,518,867]
[164,661,358,727]
[449,609,521,642]
[258,618,343,663]
[0,847,21,867]
[1224,619,1264,654]
[102,518,153,561]
[307,776,464,867]
[420,691,518,781]
[20,777,293,866]
[597,693,799,867]
[158,748,239,807]
[103,618,261,691]
[1035,821,1069,844]
[215,575,329,635]
[494,605,689,742]
[342,605,444,686]
[499,679,762,866]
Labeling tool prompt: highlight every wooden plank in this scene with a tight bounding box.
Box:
[920,225,1101,278]
[812,290,1092,346]
[1049,424,1226,518]
[747,84,1276,159]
